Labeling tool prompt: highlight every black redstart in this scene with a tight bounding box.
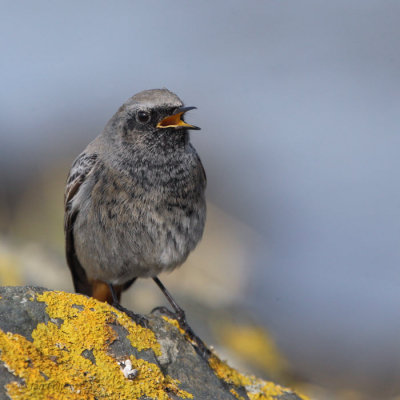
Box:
[64,89,206,324]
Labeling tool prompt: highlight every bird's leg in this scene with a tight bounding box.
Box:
[108,282,120,303]
[152,277,210,358]
[152,277,186,322]
[108,282,148,327]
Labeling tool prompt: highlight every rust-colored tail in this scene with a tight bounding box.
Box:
[90,278,137,304]
[90,280,119,304]
[66,233,136,305]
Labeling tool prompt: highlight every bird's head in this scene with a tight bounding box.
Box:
[105,89,199,146]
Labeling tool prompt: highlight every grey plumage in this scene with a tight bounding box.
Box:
[64,89,206,302]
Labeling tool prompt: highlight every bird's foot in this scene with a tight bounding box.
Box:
[112,302,148,328]
[152,306,176,319]
[152,306,211,359]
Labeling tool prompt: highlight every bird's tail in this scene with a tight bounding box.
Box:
[65,247,115,304]
[67,255,136,304]
[89,279,136,304]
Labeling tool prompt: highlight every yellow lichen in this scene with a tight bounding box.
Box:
[247,382,288,400]
[230,387,245,400]
[209,354,252,387]
[112,307,161,356]
[161,315,186,335]
[217,322,288,377]
[0,290,193,399]
[209,354,308,400]
[297,393,311,400]
[161,315,201,349]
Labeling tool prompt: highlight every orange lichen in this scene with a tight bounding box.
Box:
[209,354,308,400]
[0,290,192,399]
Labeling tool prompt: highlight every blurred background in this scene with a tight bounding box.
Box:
[1,1,400,398]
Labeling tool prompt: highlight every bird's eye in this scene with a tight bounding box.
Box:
[136,110,151,124]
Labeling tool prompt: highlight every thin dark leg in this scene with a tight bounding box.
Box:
[153,277,186,318]
[108,283,120,304]
[108,282,147,327]
[152,277,210,358]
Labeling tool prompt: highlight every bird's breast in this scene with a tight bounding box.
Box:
[85,156,205,269]
[73,149,206,283]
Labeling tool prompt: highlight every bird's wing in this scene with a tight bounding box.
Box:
[64,152,98,295]
[65,152,135,303]
[189,144,207,187]
[198,158,207,187]
[64,152,98,208]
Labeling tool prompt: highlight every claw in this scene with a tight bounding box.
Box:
[152,305,211,359]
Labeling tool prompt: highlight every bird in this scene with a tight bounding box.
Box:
[64,88,206,325]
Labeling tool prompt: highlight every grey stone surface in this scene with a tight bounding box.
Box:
[0,286,305,400]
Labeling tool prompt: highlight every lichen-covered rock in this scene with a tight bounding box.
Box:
[0,286,307,400]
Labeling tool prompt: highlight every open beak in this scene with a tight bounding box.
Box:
[156,106,200,130]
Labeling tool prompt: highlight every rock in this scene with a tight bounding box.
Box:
[0,286,307,400]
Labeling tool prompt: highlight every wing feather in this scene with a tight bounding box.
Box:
[64,152,98,295]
